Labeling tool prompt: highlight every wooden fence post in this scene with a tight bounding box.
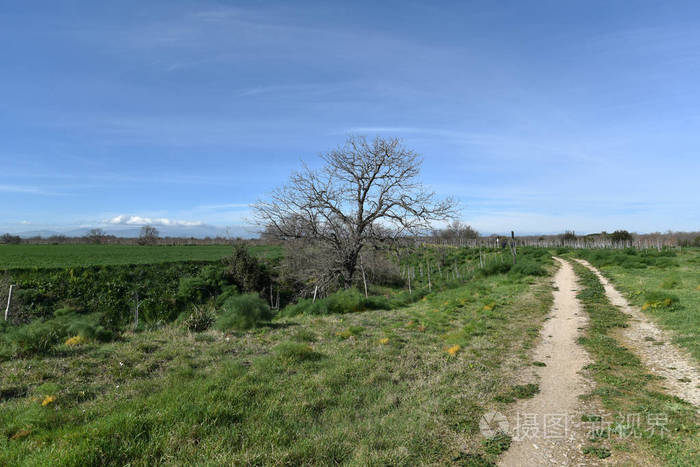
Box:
[4,284,14,321]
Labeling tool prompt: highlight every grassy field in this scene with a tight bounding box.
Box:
[0,266,552,465]
[572,262,699,466]
[0,244,283,269]
[574,248,700,362]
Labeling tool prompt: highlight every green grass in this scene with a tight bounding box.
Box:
[0,268,553,465]
[574,248,700,362]
[572,262,699,466]
[0,244,283,269]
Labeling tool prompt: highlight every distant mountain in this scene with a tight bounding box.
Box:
[14,224,257,239]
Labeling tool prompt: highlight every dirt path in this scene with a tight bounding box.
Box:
[575,259,700,407]
[499,258,599,466]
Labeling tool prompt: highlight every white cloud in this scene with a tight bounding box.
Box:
[0,184,62,195]
[107,215,203,227]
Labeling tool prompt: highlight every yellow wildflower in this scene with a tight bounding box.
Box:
[41,395,56,407]
[641,302,650,311]
[379,337,389,345]
[446,344,461,356]
[65,335,86,347]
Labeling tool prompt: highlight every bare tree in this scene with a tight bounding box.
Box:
[255,135,456,287]
[85,228,106,244]
[434,220,478,244]
[138,225,159,245]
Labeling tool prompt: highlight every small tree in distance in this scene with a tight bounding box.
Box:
[85,228,106,244]
[138,225,159,245]
[609,230,633,243]
[254,135,457,287]
[434,220,478,244]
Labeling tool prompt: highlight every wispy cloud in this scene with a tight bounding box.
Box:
[0,184,63,196]
[106,215,203,227]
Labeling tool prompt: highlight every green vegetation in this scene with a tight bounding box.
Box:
[572,262,699,466]
[0,247,554,465]
[0,243,282,269]
[574,247,700,361]
[215,293,273,331]
[280,288,427,317]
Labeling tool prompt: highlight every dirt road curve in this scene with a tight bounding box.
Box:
[575,259,699,407]
[499,258,597,467]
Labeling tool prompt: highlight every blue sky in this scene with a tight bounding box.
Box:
[2,0,699,235]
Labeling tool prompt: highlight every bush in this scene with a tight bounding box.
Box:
[215,294,272,331]
[0,308,114,357]
[5,319,63,356]
[223,245,271,294]
[177,266,231,305]
[182,305,215,332]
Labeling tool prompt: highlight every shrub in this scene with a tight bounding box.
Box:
[177,266,231,305]
[223,245,271,294]
[6,319,63,356]
[214,285,239,307]
[183,305,215,332]
[1,309,113,357]
[215,294,272,331]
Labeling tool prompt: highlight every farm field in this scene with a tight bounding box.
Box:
[0,244,283,270]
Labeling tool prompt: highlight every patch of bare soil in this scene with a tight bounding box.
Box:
[575,259,700,408]
[499,258,604,467]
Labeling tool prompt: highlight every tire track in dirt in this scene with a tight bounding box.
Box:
[575,259,700,407]
[499,258,601,467]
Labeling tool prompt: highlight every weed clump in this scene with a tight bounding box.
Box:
[182,305,216,332]
[582,446,611,459]
[273,342,321,364]
[642,291,680,311]
[1,308,113,357]
[482,432,512,455]
[215,294,272,331]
